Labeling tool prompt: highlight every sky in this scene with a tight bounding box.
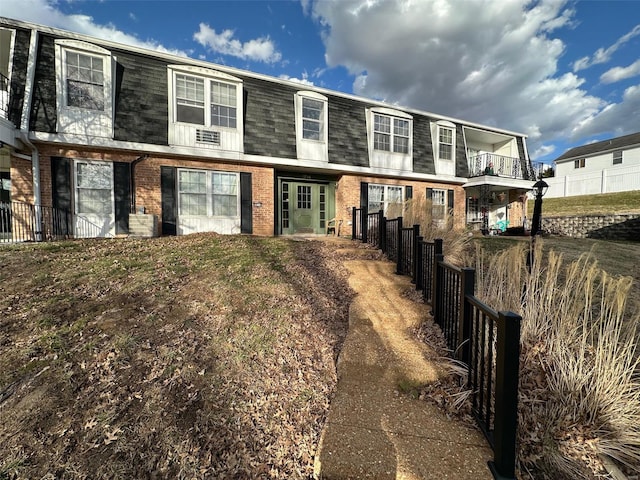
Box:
[2,0,640,165]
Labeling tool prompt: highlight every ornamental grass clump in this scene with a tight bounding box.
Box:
[386,196,469,266]
[474,240,640,478]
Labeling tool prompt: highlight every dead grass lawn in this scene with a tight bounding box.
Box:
[0,234,354,479]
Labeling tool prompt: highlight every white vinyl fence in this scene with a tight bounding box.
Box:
[545,163,640,197]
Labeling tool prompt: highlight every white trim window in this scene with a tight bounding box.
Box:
[175,74,205,125]
[366,107,413,172]
[178,169,239,218]
[574,158,585,169]
[373,113,410,154]
[76,161,113,215]
[431,189,447,220]
[168,65,243,151]
[438,126,454,160]
[55,39,113,137]
[294,91,329,162]
[431,120,456,176]
[210,81,237,128]
[613,150,623,165]
[302,97,324,140]
[173,74,238,128]
[368,184,404,214]
[65,51,105,110]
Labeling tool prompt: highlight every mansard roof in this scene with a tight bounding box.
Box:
[0,16,527,140]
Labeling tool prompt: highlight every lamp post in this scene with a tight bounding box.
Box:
[527,179,548,273]
[530,179,548,237]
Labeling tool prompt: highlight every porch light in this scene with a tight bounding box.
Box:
[532,179,548,199]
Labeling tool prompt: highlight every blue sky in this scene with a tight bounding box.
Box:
[2,0,640,165]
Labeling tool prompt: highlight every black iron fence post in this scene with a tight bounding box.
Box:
[381,215,387,253]
[361,206,368,244]
[352,207,357,240]
[459,267,475,364]
[432,251,444,321]
[415,236,424,291]
[396,216,403,275]
[411,224,420,284]
[378,210,384,251]
[489,311,522,480]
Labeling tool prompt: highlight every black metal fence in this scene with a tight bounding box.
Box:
[351,206,522,480]
[1,201,73,243]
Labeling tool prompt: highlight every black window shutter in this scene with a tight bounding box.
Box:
[51,157,71,212]
[447,189,454,215]
[113,162,130,235]
[360,182,369,209]
[405,186,413,200]
[240,172,252,234]
[51,157,72,236]
[160,166,177,236]
[426,187,433,200]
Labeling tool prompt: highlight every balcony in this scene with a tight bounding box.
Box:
[468,153,542,181]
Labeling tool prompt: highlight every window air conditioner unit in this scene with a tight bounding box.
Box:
[196,129,221,145]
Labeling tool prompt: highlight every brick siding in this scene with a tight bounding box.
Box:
[335,174,466,231]
[24,145,275,236]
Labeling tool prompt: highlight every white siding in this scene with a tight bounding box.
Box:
[169,124,242,152]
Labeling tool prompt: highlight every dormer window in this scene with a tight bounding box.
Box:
[431,120,457,176]
[374,114,409,154]
[168,65,243,151]
[366,107,413,172]
[302,97,324,140]
[65,52,105,110]
[175,74,204,124]
[294,91,328,162]
[211,81,237,128]
[438,126,454,160]
[173,74,238,128]
[55,39,113,138]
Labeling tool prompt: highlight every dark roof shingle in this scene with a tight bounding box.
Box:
[554,131,640,162]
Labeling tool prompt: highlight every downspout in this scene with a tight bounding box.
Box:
[19,29,40,239]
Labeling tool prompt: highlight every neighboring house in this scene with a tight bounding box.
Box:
[546,131,640,198]
[0,18,538,240]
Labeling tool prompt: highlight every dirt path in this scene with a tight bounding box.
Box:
[315,238,493,479]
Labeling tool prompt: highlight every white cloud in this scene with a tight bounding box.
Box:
[279,72,314,86]
[572,24,640,72]
[569,84,640,140]
[531,144,556,159]
[2,0,187,56]
[601,59,640,84]
[306,0,621,157]
[193,23,282,64]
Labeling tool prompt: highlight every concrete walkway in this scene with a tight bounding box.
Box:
[314,238,493,480]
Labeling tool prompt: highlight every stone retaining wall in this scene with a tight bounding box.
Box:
[542,213,640,240]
